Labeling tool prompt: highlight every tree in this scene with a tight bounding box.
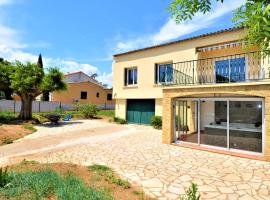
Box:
[37,53,43,68]
[90,73,98,79]
[9,61,67,120]
[37,54,50,101]
[0,58,13,100]
[168,0,270,56]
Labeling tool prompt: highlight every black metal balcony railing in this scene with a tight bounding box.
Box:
[162,52,270,86]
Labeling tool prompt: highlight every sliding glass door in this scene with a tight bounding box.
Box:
[200,100,227,148]
[175,98,264,154]
[229,101,263,153]
[175,100,198,144]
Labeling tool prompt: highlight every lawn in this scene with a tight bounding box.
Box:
[97,110,115,118]
[0,161,153,200]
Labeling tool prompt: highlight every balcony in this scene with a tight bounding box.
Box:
[162,52,270,86]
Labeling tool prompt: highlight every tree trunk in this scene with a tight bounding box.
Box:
[19,95,33,120]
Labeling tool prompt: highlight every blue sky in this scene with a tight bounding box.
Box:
[0,0,245,86]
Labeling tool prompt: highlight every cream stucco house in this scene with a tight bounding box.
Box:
[52,71,114,109]
[113,27,270,160]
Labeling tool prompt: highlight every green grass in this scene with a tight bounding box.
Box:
[20,159,40,165]
[97,110,115,118]
[22,123,37,133]
[1,138,13,145]
[0,169,113,200]
[89,164,130,189]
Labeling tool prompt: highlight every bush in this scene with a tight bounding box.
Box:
[54,106,63,114]
[0,111,15,123]
[0,167,10,188]
[79,104,99,119]
[113,117,127,124]
[151,116,162,129]
[32,113,49,124]
[180,183,200,200]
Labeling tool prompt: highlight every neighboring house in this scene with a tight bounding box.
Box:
[52,71,114,108]
[113,27,270,160]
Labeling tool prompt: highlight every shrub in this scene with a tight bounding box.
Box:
[79,104,99,118]
[0,111,15,123]
[180,183,200,200]
[0,167,10,188]
[151,116,162,129]
[32,113,49,124]
[113,117,127,124]
[54,106,63,114]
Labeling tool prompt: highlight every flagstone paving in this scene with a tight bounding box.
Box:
[1,120,270,199]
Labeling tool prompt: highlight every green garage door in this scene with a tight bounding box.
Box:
[127,99,155,125]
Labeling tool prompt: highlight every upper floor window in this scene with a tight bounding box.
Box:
[107,93,112,101]
[124,67,137,86]
[96,92,99,98]
[215,57,246,83]
[81,91,87,99]
[155,63,173,84]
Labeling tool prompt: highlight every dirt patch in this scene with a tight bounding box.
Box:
[9,162,153,200]
[0,124,34,145]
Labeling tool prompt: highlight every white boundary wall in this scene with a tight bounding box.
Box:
[0,100,114,112]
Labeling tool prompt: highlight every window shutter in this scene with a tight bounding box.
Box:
[124,68,127,86]
[155,64,158,84]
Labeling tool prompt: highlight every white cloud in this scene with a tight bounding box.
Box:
[0,45,113,86]
[0,1,113,86]
[97,72,113,87]
[0,0,12,6]
[114,0,246,53]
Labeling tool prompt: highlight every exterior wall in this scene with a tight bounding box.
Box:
[113,29,245,100]
[65,72,92,83]
[155,98,163,116]
[51,82,114,106]
[115,99,127,119]
[162,82,270,160]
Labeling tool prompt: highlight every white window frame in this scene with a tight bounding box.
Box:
[126,67,137,86]
[157,63,173,84]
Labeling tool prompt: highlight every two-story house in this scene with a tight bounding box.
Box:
[113,27,270,160]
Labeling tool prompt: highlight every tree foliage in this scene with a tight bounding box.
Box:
[168,0,270,55]
[0,59,67,120]
[0,58,14,99]
[234,1,270,57]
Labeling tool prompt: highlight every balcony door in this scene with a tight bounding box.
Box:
[215,57,246,83]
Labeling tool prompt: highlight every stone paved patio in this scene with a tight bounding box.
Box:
[1,121,270,199]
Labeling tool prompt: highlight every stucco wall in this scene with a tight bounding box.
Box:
[115,99,127,119]
[113,29,245,100]
[162,82,270,160]
[155,98,163,116]
[51,82,114,105]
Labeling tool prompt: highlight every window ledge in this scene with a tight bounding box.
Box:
[153,84,163,87]
[123,85,138,89]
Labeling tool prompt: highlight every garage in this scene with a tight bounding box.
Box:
[126,99,155,125]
